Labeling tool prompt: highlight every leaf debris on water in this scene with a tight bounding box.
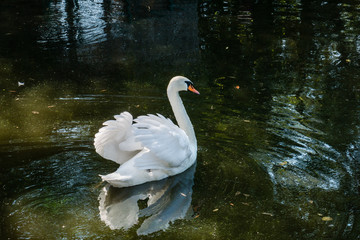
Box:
[322,216,333,221]
[279,161,288,166]
[213,208,219,212]
[262,212,274,217]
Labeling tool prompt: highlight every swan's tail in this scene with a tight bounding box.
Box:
[100,158,170,188]
[100,173,133,188]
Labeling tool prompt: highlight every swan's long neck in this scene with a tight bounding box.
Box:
[167,88,197,146]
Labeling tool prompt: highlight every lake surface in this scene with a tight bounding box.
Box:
[1,0,360,239]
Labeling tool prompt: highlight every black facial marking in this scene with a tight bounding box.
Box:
[185,81,193,87]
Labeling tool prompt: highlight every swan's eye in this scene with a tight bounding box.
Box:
[185,81,193,87]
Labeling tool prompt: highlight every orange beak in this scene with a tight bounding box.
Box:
[188,85,200,95]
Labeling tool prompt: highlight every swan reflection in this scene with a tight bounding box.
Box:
[98,164,196,235]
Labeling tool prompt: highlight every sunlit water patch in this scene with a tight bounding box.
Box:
[0,84,200,238]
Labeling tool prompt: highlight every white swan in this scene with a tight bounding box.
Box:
[94,76,199,188]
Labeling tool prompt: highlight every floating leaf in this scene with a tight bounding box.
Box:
[213,208,219,212]
[322,216,333,221]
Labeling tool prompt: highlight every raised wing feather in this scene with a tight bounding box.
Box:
[133,114,191,169]
[94,112,141,164]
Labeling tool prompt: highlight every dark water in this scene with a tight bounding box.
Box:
[1,0,360,239]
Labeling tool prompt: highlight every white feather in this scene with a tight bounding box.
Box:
[133,114,191,169]
[94,112,141,164]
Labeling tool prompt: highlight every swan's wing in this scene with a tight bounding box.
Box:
[94,112,142,164]
[133,114,191,169]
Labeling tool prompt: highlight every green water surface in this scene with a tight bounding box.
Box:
[0,0,360,239]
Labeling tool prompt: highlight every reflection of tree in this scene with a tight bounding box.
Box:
[1,0,199,85]
[64,0,79,72]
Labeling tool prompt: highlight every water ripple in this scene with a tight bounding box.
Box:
[253,94,349,192]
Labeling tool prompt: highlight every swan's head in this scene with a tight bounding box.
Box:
[168,76,200,95]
